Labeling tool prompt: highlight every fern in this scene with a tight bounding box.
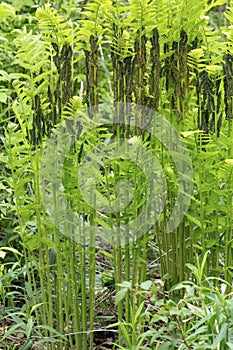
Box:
[36,4,73,47]
[79,0,110,48]
[128,0,151,31]
[14,31,48,74]
[176,0,206,42]
[0,2,16,23]
[188,48,207,71]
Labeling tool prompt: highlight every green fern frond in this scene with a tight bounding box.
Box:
[36,4,73,47]
[179,0,206,34]
[224,6,233,50]
[128,0,151,31]
[14,30,49,73]
[12,29,51,120]
[148,0,169,34]
[110,30,134,61]
[188,48,207,72]
[63,96,83,116]
[79,0,111,47]
[0,2,16,23]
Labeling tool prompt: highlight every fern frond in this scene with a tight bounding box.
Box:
[36,4,73,47]
[148,0,169,34]
[14,30,49,73]
[128,0,151,31]
[223,6,233,51]
[0,2,16,23]
[78,0,111,47]
[188,48,207,72]
[178,0,206,42]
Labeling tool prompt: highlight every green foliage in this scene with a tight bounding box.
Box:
[115,271,233,349]
[1,0,233,349]
[0,3,16,23]
[36,4,73,46]
[1,305,66,349]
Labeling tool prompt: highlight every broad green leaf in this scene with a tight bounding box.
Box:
[115,288,128,305]
[186,263,198,276]
[118,281,131,288]
[140,280,152,290]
